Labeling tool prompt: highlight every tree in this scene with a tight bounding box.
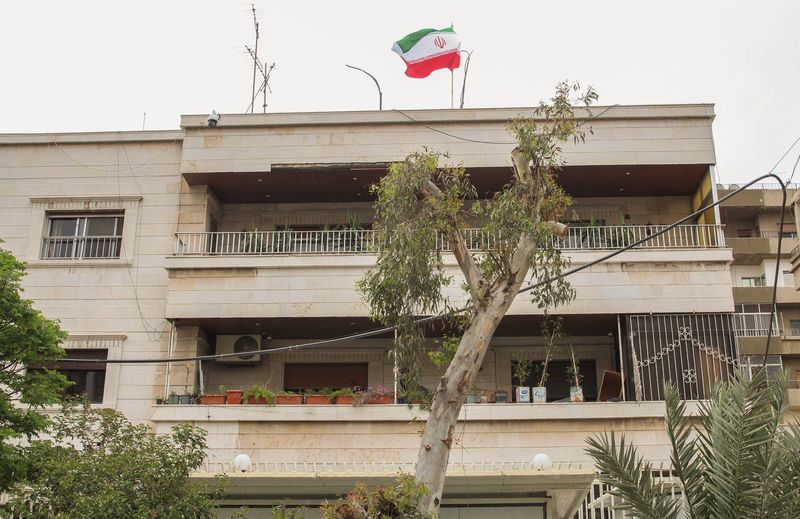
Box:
[0,244,69,490]
[585,370,800,519]
[358,81,597,514]
[3,402,229,518]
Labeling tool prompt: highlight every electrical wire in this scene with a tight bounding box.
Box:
[58,171,788,365]
[391,104,619,146]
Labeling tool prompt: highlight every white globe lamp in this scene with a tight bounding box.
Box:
[533,452,552,471]
[233,453,252,473]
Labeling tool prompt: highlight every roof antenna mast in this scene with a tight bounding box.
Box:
[246,5,276,114]
[250,5,259,114]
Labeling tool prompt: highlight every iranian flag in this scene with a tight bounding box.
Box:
[391,27,461,79]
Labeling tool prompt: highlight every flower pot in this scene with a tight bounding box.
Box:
[167,394,180,405]
[465,393,478,404]
[275,395,303,405]
[569,386,584,402]
[245,396,272,405]
[178,394,193,405]
[366,395,393,404]
[494,391,508,403]
[334,395,357,405]
[306,394,331,405]
[515,386,531,403]
[199,394,226,405]
[531,386,547,404]
[225,390,243,405]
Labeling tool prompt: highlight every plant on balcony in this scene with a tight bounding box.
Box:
[533,316,566,403]
[363,386,395,404]
[566,344,584,402]
[243,384,274,405]
[275,390,303,405]
[329,387,359,405]
[241,223,267,254]
[586,370,800,519]
[512,356,535,403]
[357,81,594,513]
[198,385,226,405]
[320,474,434,519]
[305,388,333,405]
[225,388,244,405]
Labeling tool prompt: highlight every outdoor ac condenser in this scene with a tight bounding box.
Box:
[215,334,262,364]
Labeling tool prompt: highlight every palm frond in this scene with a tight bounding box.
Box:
[585,432,681,519]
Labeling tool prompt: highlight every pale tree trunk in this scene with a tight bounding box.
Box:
[414,288,523,515]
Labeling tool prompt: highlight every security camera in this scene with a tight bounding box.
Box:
[207,110,220,128]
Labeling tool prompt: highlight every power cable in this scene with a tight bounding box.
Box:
[391,104,618,146]
[58,171,788,365]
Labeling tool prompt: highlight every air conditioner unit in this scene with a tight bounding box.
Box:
[216,334,262,364]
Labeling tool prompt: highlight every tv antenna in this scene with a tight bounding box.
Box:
[246,4,275,113]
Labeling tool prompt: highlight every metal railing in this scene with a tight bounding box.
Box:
[758,231,798,238]
[174,224,726,256]
[718,182,800,190]
[41,236,122,260]
[733,312,781,337]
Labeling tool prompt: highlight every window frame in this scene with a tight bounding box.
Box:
[42,212,125,260]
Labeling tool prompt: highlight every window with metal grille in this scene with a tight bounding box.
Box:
[41,213,123,259]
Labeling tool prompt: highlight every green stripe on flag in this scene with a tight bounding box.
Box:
[395,26,456,53]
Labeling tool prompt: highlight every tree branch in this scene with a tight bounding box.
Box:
[421,180,485,303]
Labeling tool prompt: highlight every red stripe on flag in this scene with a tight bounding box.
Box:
[403,51,461,79]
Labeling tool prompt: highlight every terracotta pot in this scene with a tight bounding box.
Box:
[225,390,243,405]
[245,396,271,405]
[366,395,394,404]
[275,395,303,405]
[199,394,226,405]
[305,394,331,404]
[334,395,357,405]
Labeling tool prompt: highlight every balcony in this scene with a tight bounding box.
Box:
[173,224,726,257]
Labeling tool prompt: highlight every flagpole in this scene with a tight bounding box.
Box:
[450,70,454,109]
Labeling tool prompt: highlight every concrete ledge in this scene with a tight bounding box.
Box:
[150,400,689,423]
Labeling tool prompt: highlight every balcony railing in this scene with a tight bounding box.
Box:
[41,236,122,260]
[718,182,800,190]
[733,312,781,337]
[174,224,726,256]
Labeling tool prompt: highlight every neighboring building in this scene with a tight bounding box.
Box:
[2,105,795,518]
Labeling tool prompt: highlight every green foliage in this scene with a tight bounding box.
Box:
[359,82,596,391]
[399,385,434,410]
[3,401,226,518]
[585,370,800,519]
[271,504,306,519]
[243,384,275,404]
[512,356,535,385]
[0,244,69,490]
[320,474,435,519]
[428,336,460,369]
[537,316,565,386]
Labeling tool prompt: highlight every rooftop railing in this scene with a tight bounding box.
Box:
[174,224,726,256]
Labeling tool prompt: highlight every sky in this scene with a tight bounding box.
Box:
[1,0,799,183]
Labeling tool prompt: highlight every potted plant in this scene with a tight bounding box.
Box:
[243,384,274,405]
[305,388,332,405]
[363,386,394,404]
[330,387,358,405]
[198,385,226,405]
[225,387,244,405]
[533,317,563,403]
[275,390,303,405]
[567,344,584,402]
[465,387,479,404]
[513,356,535,403]
[166,392,179,405]
[494,387,509,403]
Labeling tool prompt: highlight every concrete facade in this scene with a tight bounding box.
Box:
[2,105,779,518]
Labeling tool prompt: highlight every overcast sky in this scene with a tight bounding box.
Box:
[2,1,799,183]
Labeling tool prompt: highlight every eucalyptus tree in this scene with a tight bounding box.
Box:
[358,81,598,514]
[586,371,800,519]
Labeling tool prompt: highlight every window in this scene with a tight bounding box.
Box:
[740,276,766,287]
[37,349,108,404]
[783,270,795,287]
[741,355,783,381]
[41,213,123,259]
[789,320,800,337]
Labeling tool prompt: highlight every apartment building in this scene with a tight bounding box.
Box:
[3,105,795,518]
